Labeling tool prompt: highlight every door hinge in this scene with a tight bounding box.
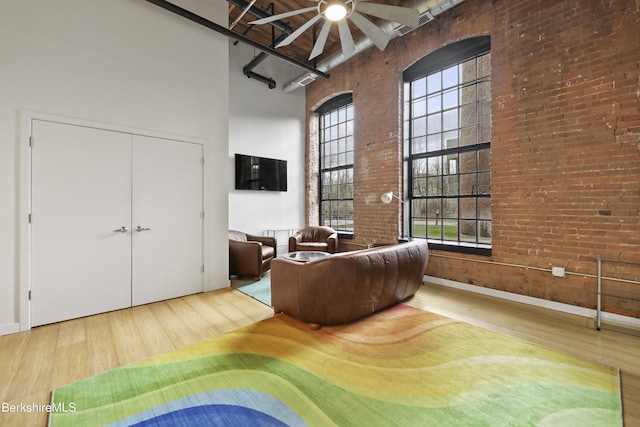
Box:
[29,290,32,300]
[201,265,205,273]
[29,136,33,147]
[200,211,204,219]
[28,213,32,223]
[201,157,204,165]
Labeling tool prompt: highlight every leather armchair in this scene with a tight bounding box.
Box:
[229,230,277,280]
[289,226,338,253]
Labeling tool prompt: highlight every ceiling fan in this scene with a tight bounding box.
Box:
[250,0,420,60]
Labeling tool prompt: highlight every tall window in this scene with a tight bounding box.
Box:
[404,37,491,252]
[318,94,354,233]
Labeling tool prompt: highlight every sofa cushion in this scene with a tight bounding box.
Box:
[295,242,328,251]
[299,226,335,241]
[262,245,275,260]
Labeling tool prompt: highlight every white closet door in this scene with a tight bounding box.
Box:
[131,135,203,305]
[30,121,132,327]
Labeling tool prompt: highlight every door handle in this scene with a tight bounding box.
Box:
[136,226,151,232]
[113,226,128,233]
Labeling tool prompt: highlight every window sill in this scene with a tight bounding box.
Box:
[424,239,492,256]
[337,232,354,239]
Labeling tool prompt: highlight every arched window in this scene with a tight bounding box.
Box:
[404,37,491,253]
[317,93,354,233]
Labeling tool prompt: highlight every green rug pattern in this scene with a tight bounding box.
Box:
[50,305,622,426]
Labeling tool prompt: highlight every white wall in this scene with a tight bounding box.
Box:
[0,0,229,334]
[228,41,306,254]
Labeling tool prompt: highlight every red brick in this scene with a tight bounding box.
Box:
[304,0,640,317]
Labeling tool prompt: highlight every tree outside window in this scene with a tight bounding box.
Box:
[404,38,491,252]
[318,95,354,233]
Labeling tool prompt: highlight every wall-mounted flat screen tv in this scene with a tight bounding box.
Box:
[235,153,287,192]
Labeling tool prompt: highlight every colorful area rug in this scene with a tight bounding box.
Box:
[50,305,622,426]
[232,275,271,307]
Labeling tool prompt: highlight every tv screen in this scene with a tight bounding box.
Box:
[235,154,287,192]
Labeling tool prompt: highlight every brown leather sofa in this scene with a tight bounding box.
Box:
[229,230,277,280]
[271,240,428,328]
[289,226,338,253]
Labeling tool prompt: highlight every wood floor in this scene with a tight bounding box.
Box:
[1,282,638,426]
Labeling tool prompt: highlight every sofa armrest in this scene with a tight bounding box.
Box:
[327,233,338,253]
[270,258,303,319]
[229,239,262,275]
[245,233,277,256]
[289,233,303,252]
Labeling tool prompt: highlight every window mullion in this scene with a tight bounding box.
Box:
[404,47,491,250]
[319,98,354,233]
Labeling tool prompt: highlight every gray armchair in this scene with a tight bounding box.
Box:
[229,230,276,280]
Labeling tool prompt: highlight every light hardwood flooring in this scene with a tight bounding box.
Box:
[409,283,640,426]
[0,282,638,426]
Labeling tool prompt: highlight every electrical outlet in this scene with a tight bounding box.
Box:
[552,266,566,278]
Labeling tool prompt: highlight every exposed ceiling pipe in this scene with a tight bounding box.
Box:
[243,31,289,70]
[283,0,467,92]
[243,67,277,89]
[230,0,306,89]
[143,0,329,80]
[228,0,282,88]
[242,32,290,89]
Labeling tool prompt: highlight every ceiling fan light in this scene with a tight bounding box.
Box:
[325,4,347,21]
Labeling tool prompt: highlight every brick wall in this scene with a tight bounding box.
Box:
[305,0,640,317]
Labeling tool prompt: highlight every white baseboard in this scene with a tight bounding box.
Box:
[0,323,20,336]
[424,275,640,330]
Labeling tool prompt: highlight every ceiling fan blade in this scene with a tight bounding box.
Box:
[349,11,391,51]
[249,6,316,25]
[355,2,420,28]
[309,20,333,60]
[276,14,322,48]
[337,19,356,59]
[230,0,257,30]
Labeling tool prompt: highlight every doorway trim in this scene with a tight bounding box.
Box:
[18,111,208,332]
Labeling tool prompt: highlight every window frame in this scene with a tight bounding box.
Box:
[317,94,355,235]
[403,37,492,255]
